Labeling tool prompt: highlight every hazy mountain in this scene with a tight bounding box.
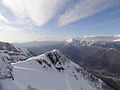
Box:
[27,43,63,55]
[0,50,113,90]
[14,41,63,55]
[13,41,63,48]
[0,41,33,62]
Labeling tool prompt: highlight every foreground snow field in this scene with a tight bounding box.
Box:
[0,49,113,90]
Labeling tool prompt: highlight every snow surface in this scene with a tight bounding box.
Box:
[0,49,113,90]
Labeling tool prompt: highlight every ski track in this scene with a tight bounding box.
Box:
[14,66,65,74]
[65,73,73,90]
[14,66,74,90]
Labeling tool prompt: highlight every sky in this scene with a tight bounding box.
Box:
[0,0,120,42]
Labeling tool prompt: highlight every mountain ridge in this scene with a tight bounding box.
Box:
[0,49,114,90]
[0,41,33,63]
[13,49,113,90]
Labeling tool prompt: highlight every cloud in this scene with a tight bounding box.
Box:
[0,29,41,42]
[58,0,120,26]
[81,34,120,41]
[0,23,22,31]
[1,0,64,26]
[0,13,10,23]
[1,0,120,27]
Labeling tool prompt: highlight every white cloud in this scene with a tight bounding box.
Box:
[0,13,10,23]
[0,30,41,42]
[58,0,120,26]
[1,0,120,27]
[0,23,22,31]
[2,0,64,26]
[81,34,120,41]
[113,34,120,38]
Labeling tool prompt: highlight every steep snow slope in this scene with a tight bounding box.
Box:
[0,49,113,90]
[0,55,16,90]
[0,56,13,79]
[0,41,33,63]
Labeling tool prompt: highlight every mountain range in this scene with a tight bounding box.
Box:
[60,37,120,90]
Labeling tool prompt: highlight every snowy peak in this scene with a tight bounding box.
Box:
[65,37,120,49]
[0,41,33,63]
[46,49,68,70]
[65,38,95,47]
[65,35,120,48]
[65,34,120,44]
[12,49,113,90]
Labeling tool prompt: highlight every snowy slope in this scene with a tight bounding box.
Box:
[0,49,113,90]
[0,41,33,63]
[0,56,13,79]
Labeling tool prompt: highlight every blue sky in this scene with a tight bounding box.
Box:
[0,0,120,42]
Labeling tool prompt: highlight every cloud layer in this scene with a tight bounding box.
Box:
[82,35,120,41]
[1,0,120,27]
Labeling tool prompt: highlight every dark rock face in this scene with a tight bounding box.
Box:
[46,50,66,72]
[0,58,13,79]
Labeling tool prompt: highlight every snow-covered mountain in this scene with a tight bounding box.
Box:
[65,38,94,47]
[0,49,113,90]
[65,37,120,48]
[66,35,120,42]
[0,41,33,63]
[61,37,120,90]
